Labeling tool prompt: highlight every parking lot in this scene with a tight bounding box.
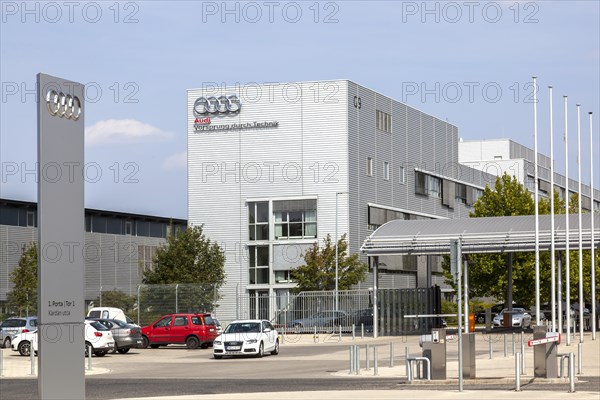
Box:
[1,331,599,399]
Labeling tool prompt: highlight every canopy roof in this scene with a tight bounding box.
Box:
[361,214,600,256]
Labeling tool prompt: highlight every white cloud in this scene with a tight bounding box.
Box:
[86,119,173,146]
[163,151,187,171]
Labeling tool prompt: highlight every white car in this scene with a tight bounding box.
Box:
[493,308,532,328]
[11,320,115,357]
[213,320,279,359]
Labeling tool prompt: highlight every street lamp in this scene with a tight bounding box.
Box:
[335,191,348,312]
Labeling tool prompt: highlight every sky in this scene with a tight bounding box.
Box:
[1,0,599,220]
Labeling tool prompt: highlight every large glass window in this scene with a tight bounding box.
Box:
[455,183,467,204]
[273,199,317,239]
[249,246,269,284]
[248,202,269,241]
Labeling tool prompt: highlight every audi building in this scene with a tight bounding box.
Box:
[188,80,500,322]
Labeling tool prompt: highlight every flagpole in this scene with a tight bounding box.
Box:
[564,95,571,346]
[549,86,556,332]
[590,111,596,340]
[533,77,540,326]
[577,104,584,343]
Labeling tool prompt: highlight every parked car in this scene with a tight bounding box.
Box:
[87,307,139,327]
[492,308,532,328]
[141,313,218,349]
[87,318,143,354]
[287,310,350,329]
[475,304,527,324]
[350,309,373,331]
[213,319,279,359]
[212,317,223,335]
[11,320,115,357]
[0,316,37,349]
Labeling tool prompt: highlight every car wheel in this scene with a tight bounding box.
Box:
[95,351,107,357]
[140,336,149,349]
[150,344,160,349]
[85,342,93,357]
[256,342,264,358]
[186,336,199,349]
[117,348,130,354]
[3,337,11,349]
[270,339,279,356]
[214,355,222,359]
[18,341,31,356]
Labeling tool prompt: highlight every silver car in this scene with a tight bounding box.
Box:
[493,308,532,328]
[1,316,37,349]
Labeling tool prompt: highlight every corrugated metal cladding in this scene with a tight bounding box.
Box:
[0,225,166,302]
[188,81,349,322]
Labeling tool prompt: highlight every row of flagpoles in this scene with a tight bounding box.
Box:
[532,76,597,344]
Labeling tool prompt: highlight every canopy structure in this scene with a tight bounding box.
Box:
[361,213,600,256]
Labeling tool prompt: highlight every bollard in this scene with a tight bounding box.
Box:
[355,345,360,375]
[521,338,526,373]
[569,353,575,393]
[374,346,379,376]
[87,344,92,370]
[361,323,364,339]
[30,342,35,376]
[314,326,317,343]
[488,337,493,359]
[339,325,342,342]
[515,352,521,391]
[512,332,516,354]
[504,334,507,357]
[352,324,355,340]
[390,342,394,368]
[405,347,409,378]
[366,344,370,370]
[349,346,354,374]
[577,342,582,375]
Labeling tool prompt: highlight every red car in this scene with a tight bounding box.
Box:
[141,313,218,349]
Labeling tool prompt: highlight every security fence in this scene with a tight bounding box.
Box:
[127,284,442,334]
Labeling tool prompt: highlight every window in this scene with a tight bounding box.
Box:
[399,166,406,184]
[173,316,188,326]
[368,205,407,230]
[383,162,390,181]
[26,211,35,227]
[249,246,269,284]
[367,157,373,176]
[274,199,317,239]
[455,183,467,204]
[275,270,293,283]
[426,175,441,198]
[138,245,157,276]
[248,202,269,241]
[154,316,172,328]
[376,110,392,133]
[125,221,132,235]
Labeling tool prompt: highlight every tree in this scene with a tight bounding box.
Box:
[290,234,367,293]
[7,243,38,316]
[93,290,136,314]
[141,226,225,315]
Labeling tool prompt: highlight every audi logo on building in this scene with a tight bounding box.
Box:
[46,89,82,121]
[193,95,241,116]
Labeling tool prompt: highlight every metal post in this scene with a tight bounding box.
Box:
[314,326,317,343]
[361,323,364,339]
[352,324,355,340]
[339,325,342,342]
[521,335,526,373]
[504,334,507,357]
[349,346,354,374]
[564,95,572,347]
[512,332,516,354]
[390,342,394,368]
[515,353,521,391]
[464,259,469,333]
[87,344,92,370]
[335,193,339,312]
[374,346,379,376]
[137,284,141,326]
[488,337,493,359]
[569,353,575,392]
[405,346,409,378]
[366,344,370,370]
[373,256,379,338]
[30,342,35,375]
[577,342,582,375]
[589,111,596,341]
[175,283,179,313]
[355,345,360,375]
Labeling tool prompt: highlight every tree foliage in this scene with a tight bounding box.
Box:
[94,289,136,315]
[141,226,225,315]
[443,173,599,306]
[7,243,38,316]
[290,234,368,293]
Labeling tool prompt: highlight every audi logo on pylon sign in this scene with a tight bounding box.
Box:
[193,95,241,116]
[46,89,82,121]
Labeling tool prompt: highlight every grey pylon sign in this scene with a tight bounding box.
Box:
[37,73,85,399]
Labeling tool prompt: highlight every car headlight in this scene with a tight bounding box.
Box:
[245,339,258,344]
[213,340,221,345]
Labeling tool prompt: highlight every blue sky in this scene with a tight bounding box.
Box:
[1,1,599,219]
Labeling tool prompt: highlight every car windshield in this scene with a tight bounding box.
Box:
[88,321,109,331]
[110,319,127,328]
[224,322,261,334]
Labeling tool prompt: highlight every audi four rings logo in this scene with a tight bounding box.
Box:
[193,95,241,116]
[46,89,82,121]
